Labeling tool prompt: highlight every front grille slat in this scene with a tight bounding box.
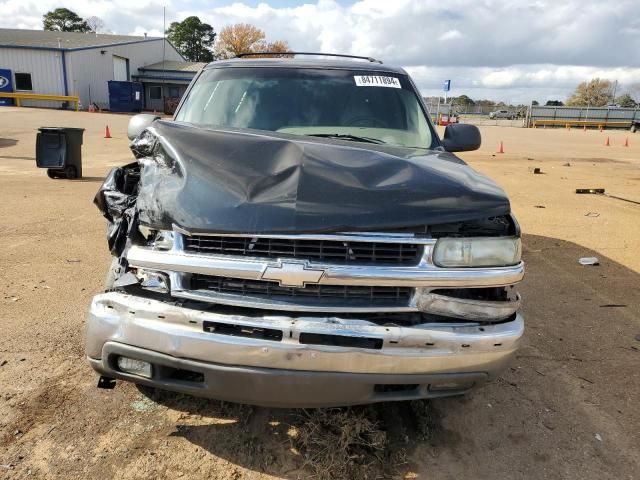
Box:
[191,275,412,304]
[183,235,421,265]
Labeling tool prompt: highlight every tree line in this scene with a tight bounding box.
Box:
[532,80,638,108]
[432,79,639,110]
[42,8,289,63]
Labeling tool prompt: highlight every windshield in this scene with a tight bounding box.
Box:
[175,67,434,149]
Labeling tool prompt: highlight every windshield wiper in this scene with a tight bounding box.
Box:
[304,133,386,144]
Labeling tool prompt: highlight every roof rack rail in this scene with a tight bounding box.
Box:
[235,52,383,64]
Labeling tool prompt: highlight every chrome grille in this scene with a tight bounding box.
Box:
[191,274,412,304]
[183,235,421,265]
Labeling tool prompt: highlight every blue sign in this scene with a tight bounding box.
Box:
[0,69,14,106]
[443,80,451,92]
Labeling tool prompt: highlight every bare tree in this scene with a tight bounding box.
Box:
[629,83,640,105]
[566,79,614,107]
[214,23,290,59]
[85,16,106,33]
[259,40,292,58]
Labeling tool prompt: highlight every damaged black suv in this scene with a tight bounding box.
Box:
[88,54,524,407]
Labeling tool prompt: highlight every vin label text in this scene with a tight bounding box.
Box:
[354,76,401,88]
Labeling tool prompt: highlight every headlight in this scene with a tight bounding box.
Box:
[432,237,521,267]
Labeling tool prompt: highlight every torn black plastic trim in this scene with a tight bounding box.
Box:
[93,162,141,256]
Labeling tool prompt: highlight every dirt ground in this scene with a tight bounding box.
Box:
[0,107,638,479]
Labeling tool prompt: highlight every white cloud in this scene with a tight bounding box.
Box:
[1,0,638,102]
[439,30,463,42]
[0,0,171,37]
[405,64,640,103]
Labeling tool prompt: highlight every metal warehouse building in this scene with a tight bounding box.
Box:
[0,28,204,111]
[133,61,205,113]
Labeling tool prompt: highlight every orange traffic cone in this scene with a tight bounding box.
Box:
[497,141,504,154]
[604,136,610,146]
[624,137,629,147]
[104,125,112,139]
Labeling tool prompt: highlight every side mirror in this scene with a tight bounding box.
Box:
[442,124,481,152]
[127,114,161,140]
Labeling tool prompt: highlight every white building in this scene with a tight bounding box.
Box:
[0,28,203,111]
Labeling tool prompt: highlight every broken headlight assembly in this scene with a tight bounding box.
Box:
[135,269,170,293]
[150,230,174,251]
[432,236,521,267]
[138,229,175,251]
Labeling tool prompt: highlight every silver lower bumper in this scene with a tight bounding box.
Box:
[86,292,523,376]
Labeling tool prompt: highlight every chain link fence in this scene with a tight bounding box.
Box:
[423,99,528,127]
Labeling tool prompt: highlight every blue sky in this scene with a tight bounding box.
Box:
[2,0,639,103]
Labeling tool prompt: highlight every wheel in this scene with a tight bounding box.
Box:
[64,165,78,179]
[46,169,59,179]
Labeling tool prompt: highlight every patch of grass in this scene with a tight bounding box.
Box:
[289,408,387,479]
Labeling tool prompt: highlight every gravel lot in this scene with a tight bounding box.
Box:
[1,108,639,479]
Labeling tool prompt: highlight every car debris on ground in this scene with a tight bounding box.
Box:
[579,257,600,266]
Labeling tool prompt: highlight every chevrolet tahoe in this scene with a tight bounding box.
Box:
[86,54,525,407]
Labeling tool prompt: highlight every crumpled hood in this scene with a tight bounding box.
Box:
[132,121,510,233]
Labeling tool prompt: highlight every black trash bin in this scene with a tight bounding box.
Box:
[36,127,85,179]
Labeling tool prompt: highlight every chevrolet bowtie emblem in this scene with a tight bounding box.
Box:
[261,262,325,287]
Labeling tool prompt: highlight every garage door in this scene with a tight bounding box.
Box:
[113,56,128,81]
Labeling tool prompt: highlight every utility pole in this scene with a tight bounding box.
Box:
[162,6,166,109]
[611,80,618,105]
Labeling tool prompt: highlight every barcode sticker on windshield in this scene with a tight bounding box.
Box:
[354,76,401,88]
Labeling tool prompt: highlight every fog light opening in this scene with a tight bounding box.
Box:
[116,356,152,378]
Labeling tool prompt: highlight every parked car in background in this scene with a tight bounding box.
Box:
[489,109,516,120]
[87,54,525,408]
